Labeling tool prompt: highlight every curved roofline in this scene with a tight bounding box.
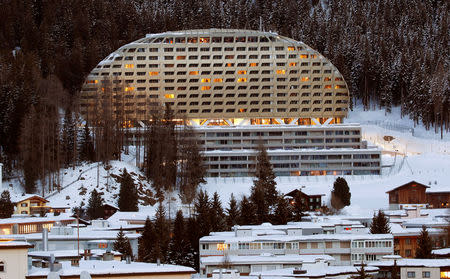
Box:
[145,28,280,38]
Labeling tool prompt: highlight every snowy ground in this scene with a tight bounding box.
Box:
[2,105,449,218]
[201,105,450,216]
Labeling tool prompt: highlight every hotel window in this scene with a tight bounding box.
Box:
[175,37,186,43]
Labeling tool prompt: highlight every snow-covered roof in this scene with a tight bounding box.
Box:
[369,259,450,268]
[432,248,450,255]
[0,240,33,249]
[201,254,335,265]
[0,227,140,241]
[0,214,75,225]
[251,265,379,278]
[11,194,48,203]
[107,211,155,223]
[389,223,443,236]
[200,233,393,243]
[27,259,195,277]
[28,249,122,258]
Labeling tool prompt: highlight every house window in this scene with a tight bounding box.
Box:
[21,203,27,207]
[407,272,415,278]
[405,249,411,257]
[0,261,4,272]
[422,271,430,278]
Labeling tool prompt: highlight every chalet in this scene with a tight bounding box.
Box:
[284,187,325,211]
[104,203,119,219]
[386,181,429,210]
[387,181,450,210]
[12,195,50,216]
[426,189,450,209]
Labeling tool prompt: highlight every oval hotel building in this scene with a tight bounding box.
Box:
[80,29,382,177]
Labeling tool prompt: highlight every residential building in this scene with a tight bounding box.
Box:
[284,188,325,211]
[0,240,33,279]
[386,181,450,210]
[199,224,394,271]
[369,258,450,279]
[390,224,445,258]
[386,181,429,210]
[0,225,141,257]
[202,147,381,177]
[103,203,119,219]
[251,263,379,279]
[0,214,75,235]
[26,259,196,279]
[426,189,450,209]
[200,254,335,277]
[12,195,50,215]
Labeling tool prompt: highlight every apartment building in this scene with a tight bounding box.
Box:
[199,223,394,272]
[200,254,335,277]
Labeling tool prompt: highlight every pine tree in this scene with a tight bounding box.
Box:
[370,211,391,234]
[0,190,14,218]
[273,196,292,225]
[151,202,170,263]
[168,210,193,267]
[226,194,239,230]
[186,217,200,269]
[415,226,433,259]
[118,168,139,211]
[113,227,133,259]
[252,142,278,207]
[292,192,307,221]
[210,192,226,232]
[79,123,95,162]
[138,217,155,262]
[195,190,212,237]
[62,108,75,167]
[251,142,278,223]
[351,263,372,279]
[238,196,256,225]
[87,189,103,220]
[178,125,206,205]
[161,103,178,192]
[331,177,351,210]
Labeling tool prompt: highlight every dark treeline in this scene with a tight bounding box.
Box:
[0,0,448,182]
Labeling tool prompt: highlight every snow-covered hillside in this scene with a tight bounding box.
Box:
[2,105,449,218]
[2,152,158,211]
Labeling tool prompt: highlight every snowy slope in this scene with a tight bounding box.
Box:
[2,105,449,218]
[201,105,450,215]
[2,155,158,211]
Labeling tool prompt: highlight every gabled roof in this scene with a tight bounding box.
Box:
[386,181,430,193]
[12,194,49,204]
[285,188,325,198]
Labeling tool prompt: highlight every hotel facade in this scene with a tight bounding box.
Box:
[80,29,382,177]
